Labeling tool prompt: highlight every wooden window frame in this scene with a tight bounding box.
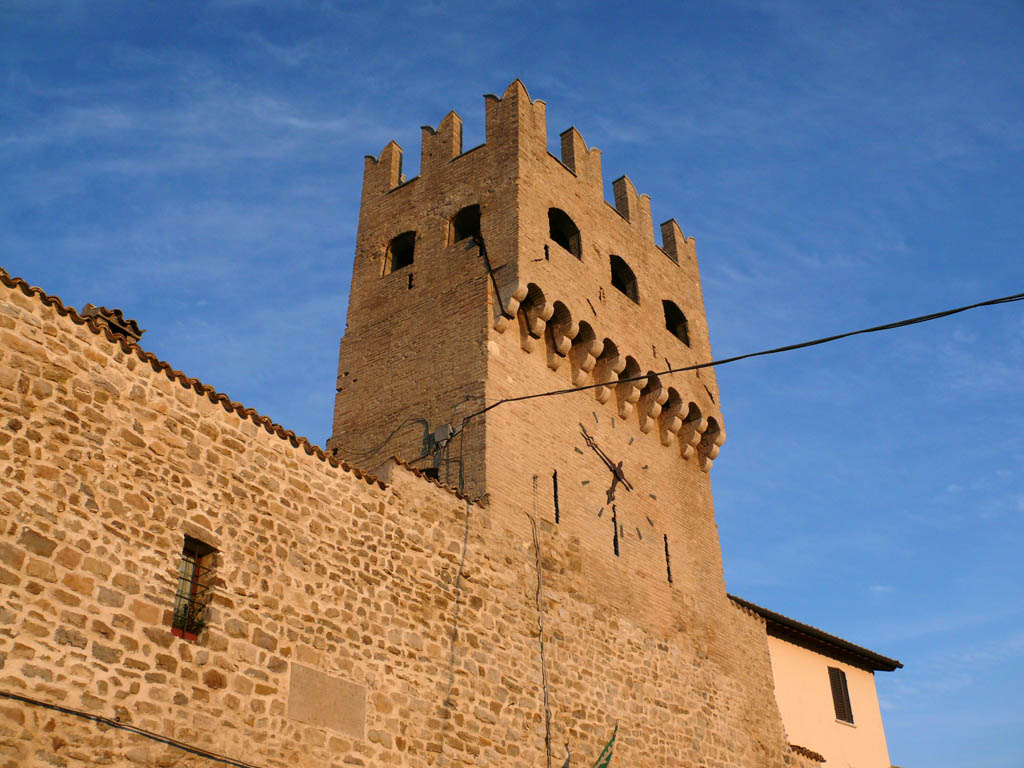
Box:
[828,666,854,724]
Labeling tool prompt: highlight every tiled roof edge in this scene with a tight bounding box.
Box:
[387,455,487,506]
[790,743,826,763]
[729,594,903,672]
[81,304,144,337]
[0,267,385,491]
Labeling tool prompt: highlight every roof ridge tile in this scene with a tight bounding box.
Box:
[729,593,902,671]
[386,454,486,506]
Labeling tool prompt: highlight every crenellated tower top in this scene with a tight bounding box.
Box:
[359,80,696,263]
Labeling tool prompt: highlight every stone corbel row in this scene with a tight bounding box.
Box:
[495,283,529,334]
[495,280,727,471]
[515,284,554,352]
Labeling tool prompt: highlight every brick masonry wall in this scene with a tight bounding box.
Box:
[478,83,732,641]
[0,275,817,766]
[331,81,724,505]
[326,106,519,498]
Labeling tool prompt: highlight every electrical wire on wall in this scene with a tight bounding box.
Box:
[433,496,474,767]
[0,690,265,768]
[528,476,554,768]
[330,415,429,459]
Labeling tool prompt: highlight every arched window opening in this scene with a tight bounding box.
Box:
[449,205,481,245]
[385,231,416,274]
[548,208,581,259]
[609,255,638,303]
[663,300,690,346]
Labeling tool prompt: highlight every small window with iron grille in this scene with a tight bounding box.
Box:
[828,666,854,724]
[171,536,216,641]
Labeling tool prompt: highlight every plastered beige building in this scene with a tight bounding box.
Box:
[732,597,901,768]
[1,81,899,767]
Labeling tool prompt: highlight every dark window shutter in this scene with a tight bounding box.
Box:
[828,666,854,723]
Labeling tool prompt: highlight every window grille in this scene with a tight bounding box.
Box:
[172,536,216,639]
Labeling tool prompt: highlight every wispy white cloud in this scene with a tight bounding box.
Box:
[875,606,1024,645]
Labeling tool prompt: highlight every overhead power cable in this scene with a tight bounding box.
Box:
[0,690,265,768]
[450,290,1024,445]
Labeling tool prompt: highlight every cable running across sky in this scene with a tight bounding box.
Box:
[448,290,1024,444]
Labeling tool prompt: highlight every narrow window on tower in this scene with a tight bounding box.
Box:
[548,208,581,259]
[384,231,416,274]
[449,204,481,245]
[662,300,690,346]
[663,534,673,584]
[172,536,216,641]
[609,255,639,303]
[827,667,854,724]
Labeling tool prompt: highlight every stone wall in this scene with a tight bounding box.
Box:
[0,272,468,767]
[2,78,820,768]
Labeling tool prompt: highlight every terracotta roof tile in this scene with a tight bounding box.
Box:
[80,303,144,342]
[790,743,826,762]
[0,267,384,489]
[387,455,486,506]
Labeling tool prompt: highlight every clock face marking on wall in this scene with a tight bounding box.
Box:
[580,423,632,503]
[575,411,674,565]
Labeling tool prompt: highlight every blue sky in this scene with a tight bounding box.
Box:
[2,1,1022,764]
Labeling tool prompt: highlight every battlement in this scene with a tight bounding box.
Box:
[359,80,694,259]
[361,79,545,196]
[420,110,463,176]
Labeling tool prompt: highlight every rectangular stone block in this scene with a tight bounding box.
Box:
[287,663,366,739]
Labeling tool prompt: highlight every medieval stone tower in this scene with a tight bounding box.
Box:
[330,80,730,633]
